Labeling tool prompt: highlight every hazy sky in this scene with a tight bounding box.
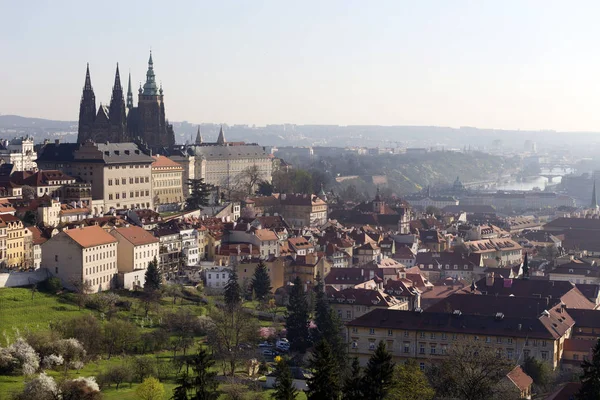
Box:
[3,0,600,131]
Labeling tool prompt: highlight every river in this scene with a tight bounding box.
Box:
[495,168,574,191]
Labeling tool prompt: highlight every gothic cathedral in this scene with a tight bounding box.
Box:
[77,52,175,148]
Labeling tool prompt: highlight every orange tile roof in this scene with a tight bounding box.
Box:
[506,366,533,392]
[112,226,159,246]
[254,229,278,241]
[152,155,183,169]
[64,225,118,248]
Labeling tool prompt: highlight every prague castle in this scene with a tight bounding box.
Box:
[77,52,175,148]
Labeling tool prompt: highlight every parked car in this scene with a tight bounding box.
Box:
[262,349,277,357]
[258,341,272,348]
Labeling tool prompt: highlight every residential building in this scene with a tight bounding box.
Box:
[346,307,574,370]
[327,287,408,323]
[456,238,522,267]
[355,242,381,265]
[204,265,232,292]
[151,155,184,211]
[10,170,80,199]
[42,225,118,292]
[110,225,160,289]
[36,141,154,214]
[152,226,181,278]
[29,226,47,269]
[245,193,328,228]
[505,366,533,400]
[3,214,26,268]
[236,257,286,292]
[548,260,600,285]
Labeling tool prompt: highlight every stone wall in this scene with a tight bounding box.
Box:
[0,269,50,288]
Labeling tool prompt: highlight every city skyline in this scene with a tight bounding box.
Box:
[4,1,600,131]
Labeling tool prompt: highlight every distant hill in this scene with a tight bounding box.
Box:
[0,114,76,130]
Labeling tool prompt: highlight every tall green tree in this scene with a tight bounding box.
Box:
[173,348,219,400]
[144,257,161,292]
[360,341,395,400]
[342,358,363,400]
[306,340,341,400]
[580,338,600,399]
[285,276,311,353]
[313,273,345,367]
[386,360,434,400]
[251,260,272,301]
[271,360,298,400]
[185,178,212,210]
[223,270,242,310]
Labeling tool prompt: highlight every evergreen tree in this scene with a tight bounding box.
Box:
[360,341,395,400]
[285,276,311,353]
[579,338,600,399]
[144,257,161,292]
[251,260,272,301]
[342,358,363,400]
[173,349,219,400]
[306,340,341,400]
[271,359,298,400]
[185,178,212,211]
[223,270,242,310]
[313,273,345,367]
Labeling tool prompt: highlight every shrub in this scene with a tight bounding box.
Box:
[15,372,59,400]
[5,338,40,375]
[39,277,62,294]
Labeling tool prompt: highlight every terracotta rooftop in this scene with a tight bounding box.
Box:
[506,366,533,392]
[64,225,118,248]
[254,229,278,242]
[151,155,183,169]
[112,225,159,246]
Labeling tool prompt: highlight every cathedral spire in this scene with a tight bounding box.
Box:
[143,50,158,95]
[113,63,122,91]
[195,126,203,144]
[84,63,93,91]
[126,72,134,109]
[216,125,226,145]
[592,180,598,209]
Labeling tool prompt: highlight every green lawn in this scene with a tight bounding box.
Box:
[0,288,293,399]
[0,288,90,343]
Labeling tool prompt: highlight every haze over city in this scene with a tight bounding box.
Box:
[4,0,600,131]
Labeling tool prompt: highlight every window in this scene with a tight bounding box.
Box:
[541,351,548,360]
[420,332,426,339]
[369,342,376,350]
[485,337,491,343]
[351,327,358,334]
[419,363,425,371]
[573,354,579,361]
[430,344,437,355]
[108,179,113,186]
[441,333,447,340]
[507,349,513,359]
[55,255,58,262]
[441,344,448,355]
[431,333,436,339]
[542,340,547,347]
[388,329,393,337]
[403,342,410,353]
[346,311,352,320]
[418,343,426,354]
[369,328,375,335]
[523,349,530,358]
[497,337,502,344]
[404,331,410,338]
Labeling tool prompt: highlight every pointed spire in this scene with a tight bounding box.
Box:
[148,50,153,66]
[114,63,122,90]
[216,125,226,145]
[592,180,598,209]
[195,126,203,145]
[143,50,158,95]
[84,63,93,91]
[127,72,134,109]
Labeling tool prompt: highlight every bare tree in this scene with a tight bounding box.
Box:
[21,185,36,200]
[428,337,515,400]
[69,278,92,310]
[206,305,260,377]
[239,165,264,195]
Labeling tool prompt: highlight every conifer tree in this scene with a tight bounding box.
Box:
[313,273,345,366]
[579,338,600,399]
[144,257,161,292]
[271,359,298,400]
[251,260,272,301]
[185,178,212,211]
[360,341,395,400]
[285,276,310,353]
[223,270,242,310]
[342,358,363,400]
[306,340,341,400]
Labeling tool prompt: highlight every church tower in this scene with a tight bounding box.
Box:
[108,64,127,142]
[136,51,175,147]
[77,64,97,143]
[195,126,203,145]
[216,125,226,145]
[126,72,134,110]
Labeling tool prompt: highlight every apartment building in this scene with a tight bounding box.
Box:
[457,238,522,267]
[3,214,26,268]
[151,155,184,210]
[42,225,118,292]
[110,225,160,289]
[327,287,408,323]
[36,141,154,213]
[347,307,574,370]
[0,136,37,172]
[236,257,286,292]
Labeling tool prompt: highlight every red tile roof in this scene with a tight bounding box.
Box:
[64,225,118,248]
[112,226,159,246]
[506,366,533,392]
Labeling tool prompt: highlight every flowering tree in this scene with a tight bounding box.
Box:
[17,372,59,400]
